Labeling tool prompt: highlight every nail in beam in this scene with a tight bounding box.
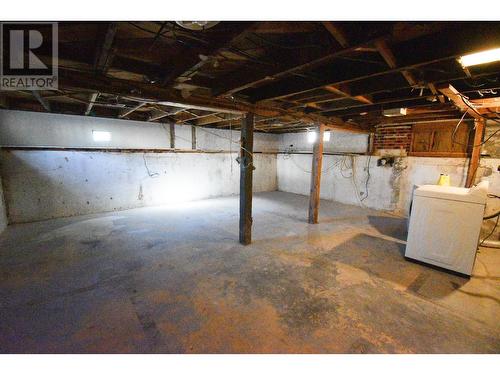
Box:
[308,124,325,224]
[239,113,254,244]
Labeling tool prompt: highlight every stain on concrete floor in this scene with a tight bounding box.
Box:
[0,192,499,353]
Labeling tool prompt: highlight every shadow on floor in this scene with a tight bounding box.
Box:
[368,215,408,241]
[321,233,469,296]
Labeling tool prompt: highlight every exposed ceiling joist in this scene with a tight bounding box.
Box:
[94,22,118,74]
[85,92,99,115]
[374,39,418,86]
[321,22,349,48]
[57,69,365,132]
[119,102,146,118]
[323,85,373,105]
[31,91,51,112]
[215,33,391,97]
[438,84,483,120]
[162,22,256,86]
[252,24,500,103]
[148,108,174,122]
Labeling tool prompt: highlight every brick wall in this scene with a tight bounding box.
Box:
[373,124,413,152]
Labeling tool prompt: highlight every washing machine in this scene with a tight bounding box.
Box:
[405,181,489,276]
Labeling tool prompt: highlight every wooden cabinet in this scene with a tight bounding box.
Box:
[409,121,471,157]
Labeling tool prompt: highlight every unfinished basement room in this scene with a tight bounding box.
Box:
[0,18,500,357]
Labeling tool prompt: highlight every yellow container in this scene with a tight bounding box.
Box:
[437,174,450,186]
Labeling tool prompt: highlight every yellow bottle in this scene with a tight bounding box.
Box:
[437,174,450,186]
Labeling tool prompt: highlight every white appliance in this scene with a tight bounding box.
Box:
[405,181,489,276]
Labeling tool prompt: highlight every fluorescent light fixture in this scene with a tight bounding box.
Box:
[307,131,317,143]
[323,131,331,142]
[383,108,407,117]
[459,48,500,67]
[92,130,111,142]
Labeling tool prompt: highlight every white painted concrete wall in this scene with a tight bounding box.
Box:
[1,150,277,223]
[278,153,500,217]
[278,130,368,154]
[0,109,280,223]
[0,109,280,152]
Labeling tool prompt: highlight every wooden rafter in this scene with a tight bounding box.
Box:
[374,39,417,86]
[95,22,118,74]
[162,22,256,86]
[215,32,391,97]
[119,102,146,118]
[85,92,99,115]
[31,91,51,112]
[321,22,349,48]
[438,84,483,120]
[251,24,500,103]
[57,69,366,132]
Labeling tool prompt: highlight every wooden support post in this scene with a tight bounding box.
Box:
[465,118,485,188]
[367,132,375,155]
[239,113,254,245]
[169,123,176,149]
[191,126,197,150]
[308,124,325,224]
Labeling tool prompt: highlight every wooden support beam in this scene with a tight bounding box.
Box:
[94,22,118,74]
[163,22,256,86]
[438,84,483,120]
[85,92,99,115]
[216,31,392,97]
[367,132,375,155]
[118,102,146,118]
[239,113,254,245]
[374,39,418,87]
[323,84,373,105]
[191,126,197,150]
[427,83,445,103]
[321,22,349,48]
[57,69,363,132]
[148,108,185,122]
[169,123,176,149]
[466,118,485,188]
[308,124,325,224]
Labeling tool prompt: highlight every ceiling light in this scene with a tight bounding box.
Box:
[383,108,407,117]
[459,48,500,67]
[176,21,219,31]
[323,131,331,142]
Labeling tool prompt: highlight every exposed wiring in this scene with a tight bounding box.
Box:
[142,153,160,178]
[361,155,372,202]
[479,214,499,247]
[484,210,500,221]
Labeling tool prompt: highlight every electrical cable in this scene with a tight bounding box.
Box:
[483,210,500,221]
[459,94,500,126]
[479,214,499,247]
[360,154,371,202]
[142,153,160,178]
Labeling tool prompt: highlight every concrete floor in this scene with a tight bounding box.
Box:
[0,191,499,353]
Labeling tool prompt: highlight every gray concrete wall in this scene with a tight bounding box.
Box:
[0,174,7,233]
[1,150,276,223]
